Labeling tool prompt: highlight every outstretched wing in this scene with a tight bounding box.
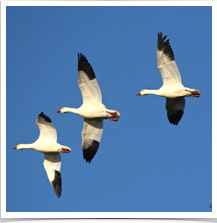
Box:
[157,32,182,86]
[43,152,62,198]
[77,53,102,105]
[82,118,103,163]
[36,112,57,142]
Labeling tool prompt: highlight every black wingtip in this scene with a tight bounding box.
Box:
[157,32,175,61]
[38,112,52,123]
[78,52,81,60]
[78,53,96,80]
[52,170,62,198]
[83,140,100,163]
[167,110,184,125]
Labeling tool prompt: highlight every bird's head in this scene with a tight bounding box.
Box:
[56,107,68,113]
[136,90,149,96]
[13,144,23,150]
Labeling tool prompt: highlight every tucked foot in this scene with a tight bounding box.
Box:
[60,148,71,153]
[106,111,118,115]
[108,117,119,121]
[185,89,200,97]
[106,111,120,121]
[191,94,200,97]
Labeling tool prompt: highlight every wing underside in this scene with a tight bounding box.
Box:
[82,118,103,163]
[36,113,57,142]
[43,153,62,197]
[157,32,182,86]
[77,53,102,105]
[165,97,185,125]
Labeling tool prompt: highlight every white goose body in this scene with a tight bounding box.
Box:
[13,112,71,198]
[136,32,200,125]
[60,105,118,120]
[57,53,120,163]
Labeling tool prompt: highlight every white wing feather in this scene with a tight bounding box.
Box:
[43,153,61,182]
[36,116,57,142]
[82,118,103,146]
[157,33,183,87]
[157,52,182,87]
[78,70,102,105]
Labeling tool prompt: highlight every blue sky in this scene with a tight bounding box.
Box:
[4,3,212,215]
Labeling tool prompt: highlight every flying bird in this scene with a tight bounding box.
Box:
[136,32,200,125]
[13,112,71,198]
[56,53,120,163]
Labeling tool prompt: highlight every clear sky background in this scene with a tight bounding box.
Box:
[5,5,212,213]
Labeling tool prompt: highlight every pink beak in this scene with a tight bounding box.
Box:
[13,146,17,150]
[56,110,61,113]
[136,92,141,95]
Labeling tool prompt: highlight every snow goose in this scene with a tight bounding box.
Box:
[13,112,71,198]
[136,32,200,125]
[56,53,120,163]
